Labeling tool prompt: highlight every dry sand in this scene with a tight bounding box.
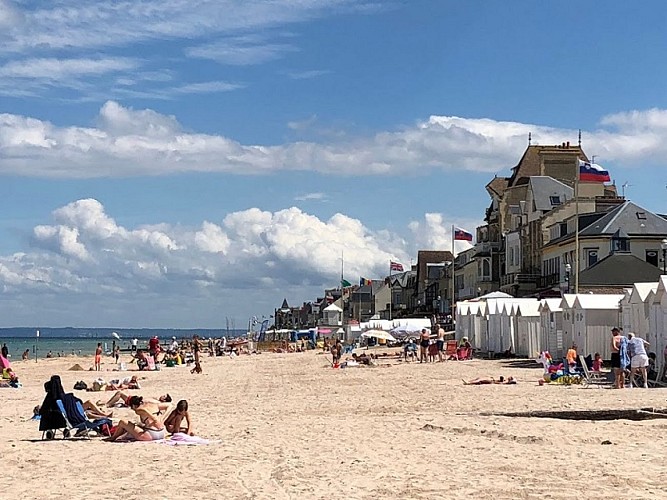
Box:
[2,349,667,500]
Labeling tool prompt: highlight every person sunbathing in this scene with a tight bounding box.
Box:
[462,376,516,385]
[107,396,167,442]
[80,400,113,419]
[164,400,194,435]
[105,391,171,411]
[104,375,141,391]
[351,353,373,365]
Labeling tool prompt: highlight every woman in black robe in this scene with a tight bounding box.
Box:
[39,375,67,432]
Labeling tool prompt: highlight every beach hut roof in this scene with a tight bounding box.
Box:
[630,282,658,302]
[474,291,514,300]
[653,276,667,303]
[559,293,578,309]
[516,300,541,317]
[323,303,343,312]
[573,294,624,310]
[539,298,563,313]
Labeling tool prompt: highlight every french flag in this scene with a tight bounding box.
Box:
[454,228,473,242]
[578,159,610,182]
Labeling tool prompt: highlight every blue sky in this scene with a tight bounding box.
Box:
[1,0,666,328]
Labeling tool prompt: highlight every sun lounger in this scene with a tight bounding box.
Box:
[579,355,608,388]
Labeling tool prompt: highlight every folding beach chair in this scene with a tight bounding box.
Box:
[445,340,459,360]
[648,362,667,388]
[579,355,607,388]
[58,394,111,438]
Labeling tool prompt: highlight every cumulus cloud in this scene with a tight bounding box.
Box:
[2,102,667,178]
[0,198,471,325]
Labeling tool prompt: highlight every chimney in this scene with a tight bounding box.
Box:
[566,141,570,148]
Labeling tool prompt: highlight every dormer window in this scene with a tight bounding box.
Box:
[611,228,630,253]
[550,195,561,206]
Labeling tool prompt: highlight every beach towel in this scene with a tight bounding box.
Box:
[162,433,216,446]
[113,433,217,445]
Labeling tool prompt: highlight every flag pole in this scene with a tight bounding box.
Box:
[451,225,455,320]
[388,260,393,321]
[574,159,580,294]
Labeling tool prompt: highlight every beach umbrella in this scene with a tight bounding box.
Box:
[111,332,121,340]
[361,330,396,342]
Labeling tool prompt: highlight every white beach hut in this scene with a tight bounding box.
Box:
[649,276,667,362]
[559,294,578,354]
[322,303,343,327]
[538,298,564,359]
[513,300,542,358]
[569,294,624,359]
[620,282,657,346]
[475,302,489,352]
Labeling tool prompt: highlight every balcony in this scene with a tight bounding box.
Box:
[538,273,561,289]
[474,241,501,256]
[457,287,478,300]
[501,273,540,288]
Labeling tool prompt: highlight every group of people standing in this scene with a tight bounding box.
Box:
[610,327,651,389]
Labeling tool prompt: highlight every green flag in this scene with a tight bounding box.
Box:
[341,279,352,287]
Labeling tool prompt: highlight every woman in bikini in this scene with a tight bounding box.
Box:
[107,396,167,442]
[94,343,102,371]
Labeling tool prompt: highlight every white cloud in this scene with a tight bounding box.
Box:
[286,69,331,80]
[408,213,481,254]
[0,57,138,80]
[2,102,667,179]
[0,0,22,29]
[0,198,463,326]
[0,1,369,53]
[186,36,297,66]
[294,192,328,201]
[0,1,378,99]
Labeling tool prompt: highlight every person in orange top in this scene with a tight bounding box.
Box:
[566,343,578,369]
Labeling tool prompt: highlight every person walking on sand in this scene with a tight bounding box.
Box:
[191,335,203,374]
[95,343,102,371]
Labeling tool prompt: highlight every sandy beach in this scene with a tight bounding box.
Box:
[2,349,667,500]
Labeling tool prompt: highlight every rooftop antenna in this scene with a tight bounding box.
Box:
[621,181,632,198]
[578,129,582,147]
[528,132,532,146]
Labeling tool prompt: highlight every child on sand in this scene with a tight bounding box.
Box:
[164,400,194,435]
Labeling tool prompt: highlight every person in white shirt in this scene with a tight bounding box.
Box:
[627,332,650,388]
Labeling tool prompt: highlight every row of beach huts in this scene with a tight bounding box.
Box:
[455,276,667,362]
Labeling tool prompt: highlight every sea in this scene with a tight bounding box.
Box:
[0,327,248,359]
